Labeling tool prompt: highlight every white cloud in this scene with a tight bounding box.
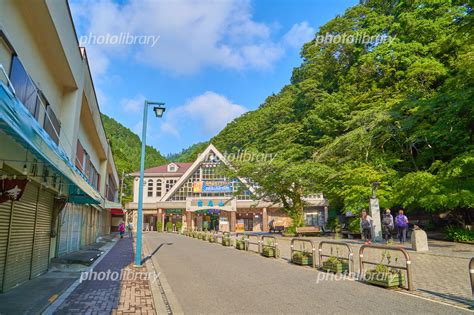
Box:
[121,94,146,113]
[283,21,315,48]
[70,0,313,76]
[161,91,247,137]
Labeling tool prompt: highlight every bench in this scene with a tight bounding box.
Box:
[296,226,321,236]
[270,225,285,233]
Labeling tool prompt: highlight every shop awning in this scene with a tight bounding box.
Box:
[0,82,103,204]
[105,199,122,209]
[110,208,125,215]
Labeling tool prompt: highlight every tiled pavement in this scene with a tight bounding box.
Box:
[55,236,156,314]
[252,235,474,310]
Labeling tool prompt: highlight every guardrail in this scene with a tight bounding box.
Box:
[261,235,279,258]
[318,241,354,273]
[290,238,317,268]
[244,234,262,253]
[359,244,413,291]
[470,257,474,297]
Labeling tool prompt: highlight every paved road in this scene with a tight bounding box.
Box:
[144,233,471,315]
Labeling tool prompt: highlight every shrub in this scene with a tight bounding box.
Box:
[444,226,474,243]
[166,222,173,232]
[156,221,163,232]
[176,221,183,233]
[348,218,360,233]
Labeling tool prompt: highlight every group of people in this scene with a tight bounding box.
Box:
[118,221,134,239]
[359,209,409,244]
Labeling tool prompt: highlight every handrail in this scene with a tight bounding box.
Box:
[290,238,317,268]
[470,257,474,297]
[318,241,354,273]
[261,235,279,258]
[359,244,413,291]
[244,234,261,253]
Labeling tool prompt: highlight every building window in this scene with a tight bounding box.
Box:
[304,212,321,226]
[43,104,61,145]
[166,179,176,193]
[156,180,162,197]
[147,179,154,197]
[9,56,40,119]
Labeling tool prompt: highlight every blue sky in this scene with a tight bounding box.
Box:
[70,0,358,155]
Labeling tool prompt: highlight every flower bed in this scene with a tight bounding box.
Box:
[322,257,349,274]
[291,251,313,266]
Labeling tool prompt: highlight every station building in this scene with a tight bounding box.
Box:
[126,144,328,233]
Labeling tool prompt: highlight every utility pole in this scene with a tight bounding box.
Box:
[119,169,125,204]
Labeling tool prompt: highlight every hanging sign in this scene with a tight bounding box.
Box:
[0,179,28,203]
[193,181,232,193]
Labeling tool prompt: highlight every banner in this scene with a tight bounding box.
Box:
[193,181,232,193]
[0,179,28,203]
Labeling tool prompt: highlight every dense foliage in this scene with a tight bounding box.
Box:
[101,114,167,204]
[167,142,209,162]
[212,0,473,226]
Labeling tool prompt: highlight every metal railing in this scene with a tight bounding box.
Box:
[318,241,354,273]
[290,238,317,268]
[359,244,413,291]
[261,235,279,258]
[470,257,474,297]
[244,234,262,253]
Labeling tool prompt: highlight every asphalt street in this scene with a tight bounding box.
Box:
[144,233,471,315]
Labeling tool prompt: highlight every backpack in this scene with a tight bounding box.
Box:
[361,218,371,229]
[396,215,407,227]
[382,215,392,226]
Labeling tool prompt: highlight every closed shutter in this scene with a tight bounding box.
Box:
[58,205,70,256]
[71,205,81,251]
[0,200,12,292]
[3,182,38,291]
[31,190,53,277]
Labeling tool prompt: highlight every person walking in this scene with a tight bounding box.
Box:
[395,209,409,244]
[128,221,134,239]
[382,209,394,243]
[119,221,125,239]
[360,210,373,244]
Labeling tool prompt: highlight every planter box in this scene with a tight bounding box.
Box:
[261,246,277,258]
[235,241,246,250]
[292,254,313,266]
[208,237,215,243]
[322,261,349,274]
[222,239,232,246]
[366,272,405,288]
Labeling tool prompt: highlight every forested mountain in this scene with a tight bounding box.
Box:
[101,114,167,203]
[211,0,473,226]
[167,142,209,162]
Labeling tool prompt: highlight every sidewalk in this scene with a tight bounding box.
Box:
[53,236,157,314]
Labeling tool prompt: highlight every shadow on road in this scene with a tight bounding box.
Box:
[141,242,173,264]
[418,289,474,309]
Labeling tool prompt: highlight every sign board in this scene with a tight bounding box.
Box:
[193,181,232,193]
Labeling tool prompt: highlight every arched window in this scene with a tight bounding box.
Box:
[156,180,162,197]
[147,179,154,197]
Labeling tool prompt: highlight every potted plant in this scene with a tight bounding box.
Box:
[176,221,183,234]
[222,236,232,246]
[291,251,313,266]
[365,251,405,288]
[261,239,278,258]
[156,221,163,232]
[322,247,349,274]
[166,222,173,233]
[208,234,216,243]
[235,237,246,250]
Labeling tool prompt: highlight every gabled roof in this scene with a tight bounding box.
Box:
[161,143,255,201]
[130,162,193,176]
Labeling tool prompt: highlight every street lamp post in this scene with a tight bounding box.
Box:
[135,100,165,267]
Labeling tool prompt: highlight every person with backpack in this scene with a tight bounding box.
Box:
[395,209,409,244]
[382,209,394,243]
[119,221,125,239]
[360,210,373,244]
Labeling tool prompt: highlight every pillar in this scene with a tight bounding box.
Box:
[262,207,269,232]
[230,211,236,232]
[324,206,328,225]
[160,208,165,232]
[186,211,192,232]
[157,208,162,231]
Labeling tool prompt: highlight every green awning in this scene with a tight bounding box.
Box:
[0,82,103,204]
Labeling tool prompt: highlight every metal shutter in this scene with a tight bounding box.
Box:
[3,182,38,291]
[58,205,70,256]
[0,200,12,292]
[58,204,82,256]
[71,205,81,251]
[31,189,53,277]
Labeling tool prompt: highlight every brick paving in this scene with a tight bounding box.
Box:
[55,236,156,314]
